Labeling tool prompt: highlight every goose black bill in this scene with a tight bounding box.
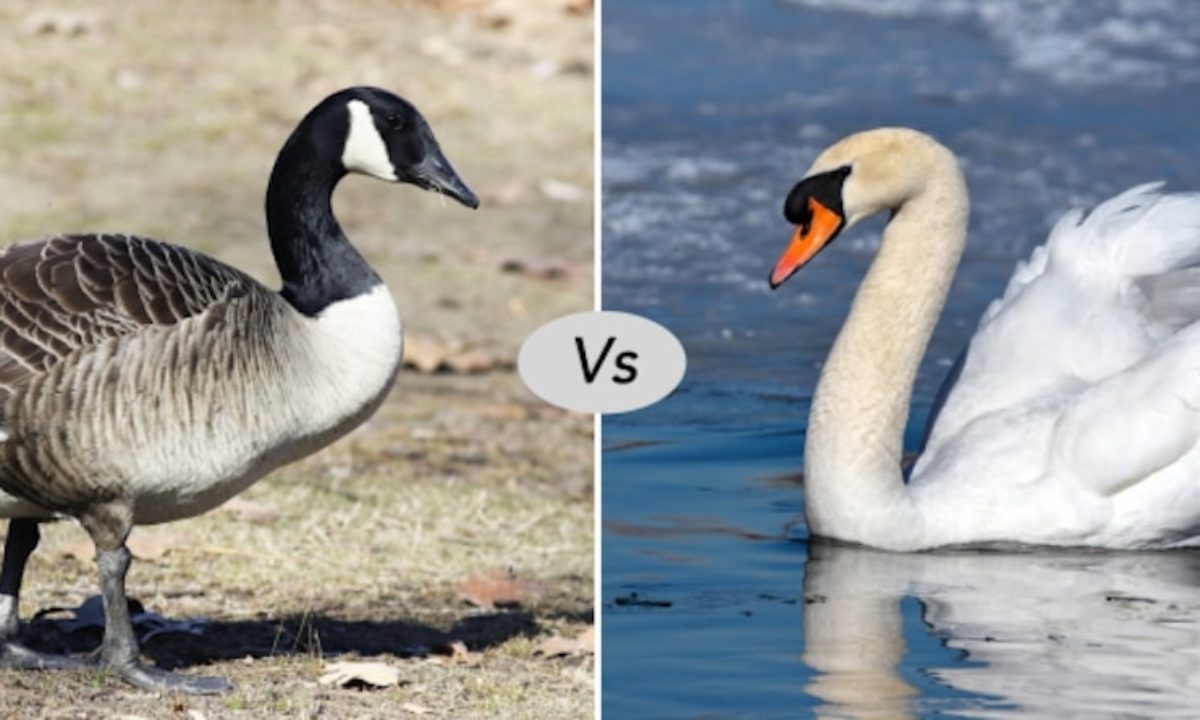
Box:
[412,146,480,209]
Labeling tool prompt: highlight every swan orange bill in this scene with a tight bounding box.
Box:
[770,197,844,289]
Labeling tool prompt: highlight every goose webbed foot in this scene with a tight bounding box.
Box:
[104,658,233,695]
[96,544,232,695]
[0,640,85,670]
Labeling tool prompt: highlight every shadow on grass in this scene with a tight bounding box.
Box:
[19,599,559,671]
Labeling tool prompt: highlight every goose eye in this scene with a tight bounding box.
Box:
[385,113,405,130]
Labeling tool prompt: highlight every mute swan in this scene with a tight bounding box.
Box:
[0,86,477,693]
[770,128,1200,551]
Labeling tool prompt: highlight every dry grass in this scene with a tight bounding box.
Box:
[0,0,593,717]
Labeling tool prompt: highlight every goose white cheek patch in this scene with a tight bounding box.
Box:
[342,99,397,181]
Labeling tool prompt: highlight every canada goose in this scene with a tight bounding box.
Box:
[0,86,478,693]
[770,127,1200,550]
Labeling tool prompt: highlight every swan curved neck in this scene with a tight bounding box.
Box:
[804,164,967,549]
[266,131,380,317]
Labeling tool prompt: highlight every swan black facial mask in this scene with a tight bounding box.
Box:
[770,165,851,289]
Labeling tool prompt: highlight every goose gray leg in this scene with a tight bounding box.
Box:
[94,545,231,694]
[82,504,231,694]
[1,518,81,669]
[0,518,37,640]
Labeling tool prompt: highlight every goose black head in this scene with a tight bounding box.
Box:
[335,86,479,209]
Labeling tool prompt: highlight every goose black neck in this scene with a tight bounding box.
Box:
[266,132,381,317]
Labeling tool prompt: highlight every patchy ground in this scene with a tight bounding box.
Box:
[0,0,593,717]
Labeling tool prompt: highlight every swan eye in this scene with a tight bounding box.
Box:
[797,205,813,235]
[784,166,851,225]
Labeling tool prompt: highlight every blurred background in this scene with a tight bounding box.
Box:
[602,0,1200,717]
[0,1,593,717]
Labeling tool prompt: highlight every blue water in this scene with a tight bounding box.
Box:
[601,1,1200,717]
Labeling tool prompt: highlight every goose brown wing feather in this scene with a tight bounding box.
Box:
[0,233,262,400]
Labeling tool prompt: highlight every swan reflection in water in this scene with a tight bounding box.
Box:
[804,541,1200,717]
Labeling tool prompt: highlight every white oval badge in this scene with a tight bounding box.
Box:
[518,311,686,414]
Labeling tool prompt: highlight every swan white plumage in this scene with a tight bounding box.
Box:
[769,127,1200,551]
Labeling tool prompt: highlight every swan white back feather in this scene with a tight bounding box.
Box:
[922,186,1200,464]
